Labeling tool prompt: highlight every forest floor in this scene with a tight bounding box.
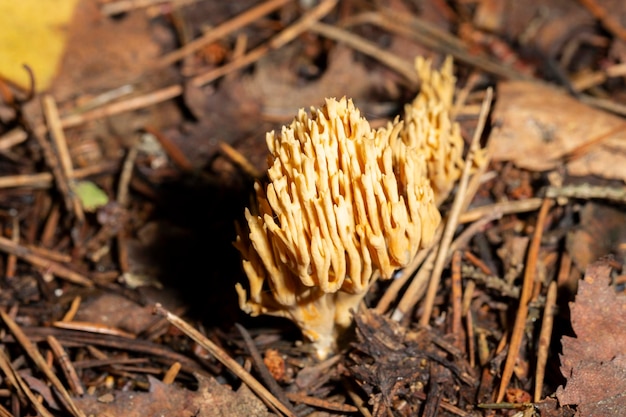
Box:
[1,1,626,416]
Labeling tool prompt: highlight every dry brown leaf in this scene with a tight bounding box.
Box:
[73,293,156,335]
[556,260,626,416]
[74,374,273,417]
[490,81,626,181]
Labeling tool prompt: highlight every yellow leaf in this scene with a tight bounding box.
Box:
[0,0,81,91]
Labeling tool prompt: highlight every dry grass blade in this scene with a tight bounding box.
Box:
[153,304,296,417]
[0,311,86,417]
[418,88,493,327]
[496,198,554,402]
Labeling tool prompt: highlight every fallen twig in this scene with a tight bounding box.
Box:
[496,198,553,402]
[534,280,557,402]
[419,88,493,327]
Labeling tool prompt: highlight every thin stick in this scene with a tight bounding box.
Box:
[157,0,293,66]
[419,88,493,327]
[466,310,476,369]
[534,280,557,402]
[52,321,136,339]
[0,127,29,150]
[143,126,193,172]
[458,198,543,224]
[0,161,118,190]
[578,0,626,42]
[0,236,93,287]
[63,85,184,129]
[46,336,84,396]
[102,0,204,16]
[5,216,18,279]
[42,95,84,222]
[219,141,264,178]
[116,142,139,275]
[0,311,86,417]
[62,296,82,322]
[162,362,181,384]
[450,251,463,350]
[286,392,358,413]
[25,243,72,263]
[496,198,553,403]
[545,183,626,204]
[464,251,493,275]
[1,85,183,150]
[33,114,73,214]
[117,143,139,206]
[153,304,296,417]
[0,403,13,417]
[191,0,338,87]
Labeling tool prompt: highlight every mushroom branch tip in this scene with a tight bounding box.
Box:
[235,57,467,359]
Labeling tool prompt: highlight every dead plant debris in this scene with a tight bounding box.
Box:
[0,0,625,416]
[556,260,626,416]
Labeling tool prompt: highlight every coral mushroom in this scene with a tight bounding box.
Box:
[401,56,465,204]
[235,58,469,358]
[235,94,442,358]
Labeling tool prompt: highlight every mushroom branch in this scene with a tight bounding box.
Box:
[235,57,464,358]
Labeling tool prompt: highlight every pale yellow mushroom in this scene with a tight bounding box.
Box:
[235,96,441,358]
[400,56,466,204]
[235,57,472,358]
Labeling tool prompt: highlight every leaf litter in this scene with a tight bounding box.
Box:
[0,0,626,416]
